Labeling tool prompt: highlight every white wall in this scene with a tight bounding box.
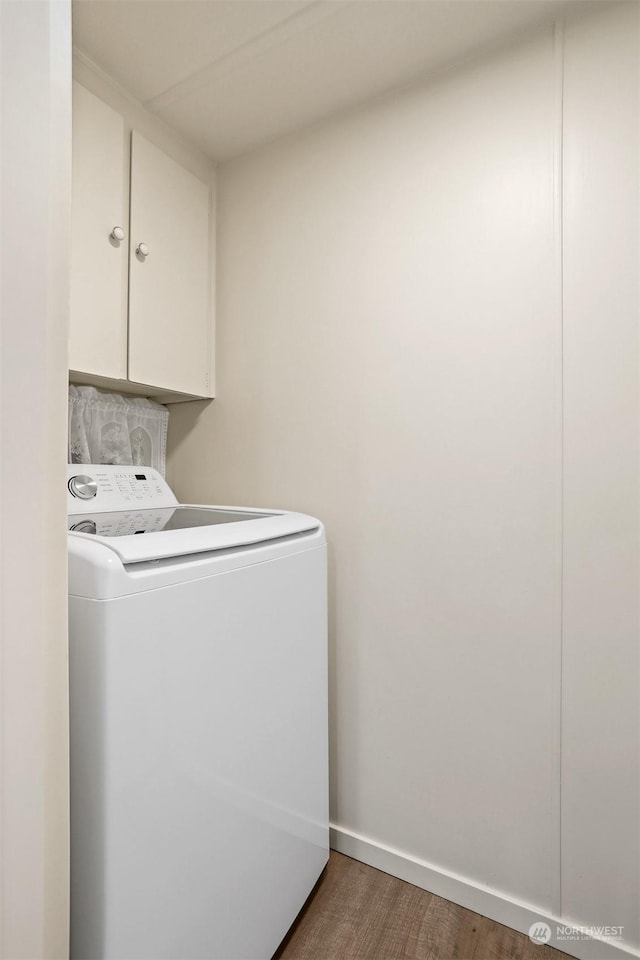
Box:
[171,14,560,917]
[168,5,640,957]
[562,2,639,944]
[0,2,71,957]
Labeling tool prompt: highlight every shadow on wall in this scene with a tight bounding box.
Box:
[166,398,212,486]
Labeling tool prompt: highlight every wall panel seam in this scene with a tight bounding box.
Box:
[552,15,565,922]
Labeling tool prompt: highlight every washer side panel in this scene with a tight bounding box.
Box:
[69,545,328,960]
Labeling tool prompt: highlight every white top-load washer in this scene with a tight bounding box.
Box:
[67,465,328,960]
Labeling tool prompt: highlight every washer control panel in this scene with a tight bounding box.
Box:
[67,464,178,515]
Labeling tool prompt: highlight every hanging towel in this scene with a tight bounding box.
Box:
[68,385,169,476]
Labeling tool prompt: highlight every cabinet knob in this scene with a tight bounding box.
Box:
[110,226,125,242]
[136,242,149,258]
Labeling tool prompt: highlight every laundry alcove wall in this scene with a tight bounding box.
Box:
[167,4,640,957]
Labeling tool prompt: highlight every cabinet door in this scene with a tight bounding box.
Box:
[70,83,128,379]
[128,133,212,397]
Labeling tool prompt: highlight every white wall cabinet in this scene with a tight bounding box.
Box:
[70,83,213,401]
[128,133,212,397]
[70,83,128,380]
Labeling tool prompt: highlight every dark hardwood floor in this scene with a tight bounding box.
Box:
[275,852,570,960]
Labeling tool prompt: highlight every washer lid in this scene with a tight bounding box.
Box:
[68,504,320,563]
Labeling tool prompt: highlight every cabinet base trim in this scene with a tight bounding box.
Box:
[69,370,213,404]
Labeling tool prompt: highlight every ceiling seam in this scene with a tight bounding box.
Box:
[144,0,343,111]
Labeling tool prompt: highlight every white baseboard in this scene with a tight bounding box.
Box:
[330,824,640,960]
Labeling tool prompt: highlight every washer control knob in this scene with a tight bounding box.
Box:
[68,475,98,500]
[70,519,97,535]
